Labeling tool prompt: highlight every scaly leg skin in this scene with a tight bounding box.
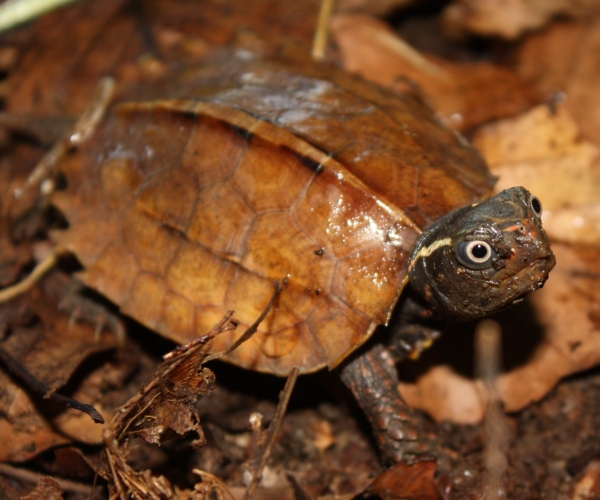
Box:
[340,343,436,464]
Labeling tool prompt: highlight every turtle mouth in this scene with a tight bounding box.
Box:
[531,255,555,289]
[503,253,555,304]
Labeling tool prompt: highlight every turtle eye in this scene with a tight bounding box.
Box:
[456,240,495,269]
[529,194,542,217]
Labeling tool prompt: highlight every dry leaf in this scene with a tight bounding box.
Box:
[519,18,600,148]
[331,14,541,130]
[0,271,123,460]
[572,460,600,500]
[1,276,117,392]
[442,0,600,40]
[4,0,321,119]
[474,104,600,247]
[365,460,440,500]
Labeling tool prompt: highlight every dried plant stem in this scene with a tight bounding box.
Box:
[476,319,509,500]
[0,462,94,495]
[14,77,114,201]
[244,367,299,500]
[312,0,336,60]
[0,343,105,423]
[204,280,283,362]
[370,28,452,83]
[0,0,81,33]
[0,247,65,303]
[192,470,237,500]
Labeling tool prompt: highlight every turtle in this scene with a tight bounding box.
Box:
[40,52,555,462]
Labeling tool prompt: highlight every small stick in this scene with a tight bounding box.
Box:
[0,462,94,495]
[370,28,452,83]
[312,0,336,61]
[0,0,81,34]
[475,319,508,500]
[13,77,115,201]
[204,280,284,363]
[0,247,65,303]
[192,470,237,500]
[0,345,104,423]
[244,367,299,500]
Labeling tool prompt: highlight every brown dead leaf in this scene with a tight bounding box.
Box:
[0,143,46,286]
[519,19,600,148]
[331,14,542,130]
[3,0,321,120]
[312,420,335,452]
[474,104,600,247]
[479,102,600,404]
[573,460,600,500]
[399,366,486,424]
[365,460,440,500]
[442,0,600,40]
[0,271,124,460]
[1,272,118,394]
[0,216,32,287]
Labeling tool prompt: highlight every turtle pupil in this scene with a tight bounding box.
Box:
[472,244,488,259]
[531,197,542,215]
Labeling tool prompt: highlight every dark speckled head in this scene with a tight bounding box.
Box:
[408,186,555,320]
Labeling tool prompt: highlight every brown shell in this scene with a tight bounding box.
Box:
[51,57,494,375]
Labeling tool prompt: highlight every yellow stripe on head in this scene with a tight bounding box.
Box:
[408,237,453,272]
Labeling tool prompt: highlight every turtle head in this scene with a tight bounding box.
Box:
[408,186,555,320]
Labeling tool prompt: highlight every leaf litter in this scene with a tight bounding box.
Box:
[0,0,599,499]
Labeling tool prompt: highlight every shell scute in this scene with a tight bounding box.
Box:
[181,115,247,188]
[100,157,143,210]
[78,240,139,304]
[241,211,336,293]
[305,295,373,368]
[230,136,314,212]
[122,272,168,331]
[186,181,254,258]
[332,243,411,324]
[110,105,193,177]
[121,208,181,277]
[135,165,198,231]
[159,291,196,340]
[165,239,236,308]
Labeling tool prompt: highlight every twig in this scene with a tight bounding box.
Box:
[0,462,94,495]
[0,0,81,34]
[0,247,65,303]
[370,28,452,83]
[244,367,299,500]
[204,280,284,363]
[192,470,237,500]
[13,76,115,201]
[312,0,336,61]
[475,319,508,500]
[0,345,104,423]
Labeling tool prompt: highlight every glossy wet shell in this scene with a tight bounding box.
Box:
[51,57,494,375]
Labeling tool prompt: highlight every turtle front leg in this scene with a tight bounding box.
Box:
[340,343,430,464]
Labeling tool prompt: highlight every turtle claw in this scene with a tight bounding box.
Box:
[59,282,125,344]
